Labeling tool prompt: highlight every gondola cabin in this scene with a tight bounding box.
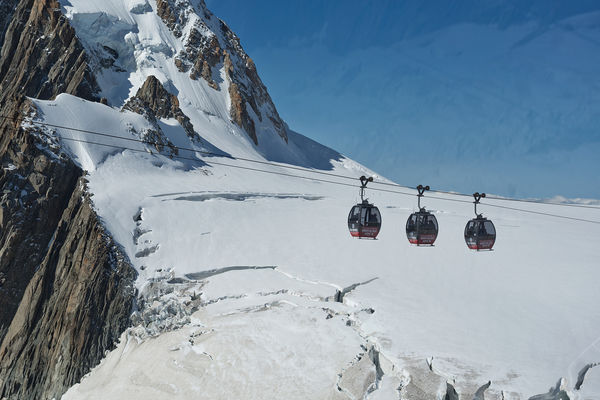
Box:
[464,217,496,250]
[348,201,381,239]
[406,211,438,245]
[405,184,438,246]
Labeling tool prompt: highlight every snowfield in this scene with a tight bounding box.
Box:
[22,1,600,399]
[32,95,600,400]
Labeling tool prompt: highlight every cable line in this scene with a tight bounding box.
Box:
[1,115,372,183]
[45,134,600,225]
[484,203,600,225]
[4,113,600,209]
[2,114,599,217]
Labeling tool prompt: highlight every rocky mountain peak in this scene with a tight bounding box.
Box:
[138,0,288,145]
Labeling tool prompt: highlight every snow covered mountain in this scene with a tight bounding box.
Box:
[0,1,599,400]
[60,0,330,166]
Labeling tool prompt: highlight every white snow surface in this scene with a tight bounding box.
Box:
[31,94,600,399]
[23,1,600,399]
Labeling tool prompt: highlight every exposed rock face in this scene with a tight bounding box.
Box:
[123,75,200,154]
[0,176,136,400]
[0,0,19,47]
[0,0,100,347]
[162,0,288,145]
[123,75,195,140]
[228,80,257,144]
[156,0,190,38]
[0,101,79,342]
[0,1,136,399]
[0,0,99,108]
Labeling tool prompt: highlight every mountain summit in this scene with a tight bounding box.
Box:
[65,0,287,147]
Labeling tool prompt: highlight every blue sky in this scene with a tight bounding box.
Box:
[206,1,600,199]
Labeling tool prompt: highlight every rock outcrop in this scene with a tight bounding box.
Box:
[123,75,195,142]
[0,1,137,399]
[162,0,288,145]
[0,0,19,47]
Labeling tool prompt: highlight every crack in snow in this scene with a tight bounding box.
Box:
[575,362,599,391]
[334,278,379,303]
[125,266,582,400]
[184,265,276,280]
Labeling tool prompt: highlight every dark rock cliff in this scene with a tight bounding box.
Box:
[0,1,137,399]
[0,102,80,342]
[0,0,100,108]
[0,0,19,48]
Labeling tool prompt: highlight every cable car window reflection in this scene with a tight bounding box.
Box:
[484,221,495,235]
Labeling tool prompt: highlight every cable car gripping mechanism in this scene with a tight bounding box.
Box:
[359,175,374,202]
[473,192,486,218]
[416,184,430,211]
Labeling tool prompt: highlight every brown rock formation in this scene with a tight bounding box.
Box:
[218,21,288,144]
[155,0,191,38]
[229,81,257,144]
[123,75,196,143]
[0,101,80,343]
[0,176,136,400]
[0,0,99,108]
[0,0,19,47]
[0,0,102,345]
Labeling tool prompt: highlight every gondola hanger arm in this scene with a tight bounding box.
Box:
[416,184,430,210]
[473,192,486,217]
[359,176,374,202]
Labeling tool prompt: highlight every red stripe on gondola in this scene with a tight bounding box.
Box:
[350,228,380,238]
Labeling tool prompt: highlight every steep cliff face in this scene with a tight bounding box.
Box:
[0,1,137,399]
[0,102,80,342]
[0,0,99,107]
[0,175,136,400]
[0,0,19,48]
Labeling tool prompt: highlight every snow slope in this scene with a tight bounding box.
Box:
[27,93,600,399]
